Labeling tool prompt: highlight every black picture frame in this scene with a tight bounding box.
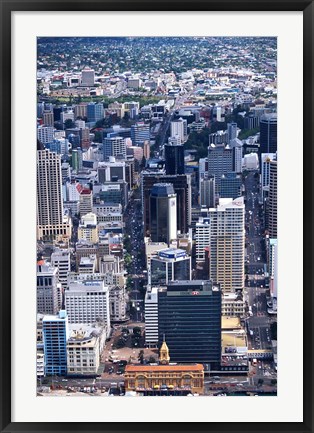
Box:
[1,1,313,432]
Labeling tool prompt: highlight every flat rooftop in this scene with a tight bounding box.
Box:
[221,317,241,330]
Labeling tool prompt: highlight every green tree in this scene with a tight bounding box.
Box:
[64,118,75,129]
[148,356,156,363]
[138,350,144,364]
[116,338,126,349]
[133,326,141,336]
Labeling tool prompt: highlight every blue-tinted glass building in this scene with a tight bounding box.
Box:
[87,102,104,123]
[220,172,242,199]
[42,310,69,376]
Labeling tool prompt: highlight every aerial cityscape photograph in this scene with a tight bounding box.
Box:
[36,36,278,397]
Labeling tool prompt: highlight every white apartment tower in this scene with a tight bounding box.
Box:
[208,197,245,293]
[170,118,187,143]
[195,217,211,264]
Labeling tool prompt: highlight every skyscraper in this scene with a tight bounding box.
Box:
[230,137,243,174]
[170,118,187,143]
[208,197,245,293]
[158,280,221,366]
[37,149,71,240]
[227,122,237,142]
[142,172,191,236]
[200,175,215,208]
[42,310,69,376]
[268,158,277,238]
[261,153,276,199]
[149,183,177,244]
[164,144,185,175]
[208,143,233,193]
[195,217,211,264]
[260,113,277,154]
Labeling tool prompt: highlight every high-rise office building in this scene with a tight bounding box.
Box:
[170,118,187,143]
[144,287,159,347]
[142,171,191,236]
[260,113,277,154]
[164,144,185,175]
[51,248,71,290]
[158,281,221,365]
[220,172,242,199]
[71,148,83,171]
[150,248,191,286]
[268,158,277,238]
[261,153,276,199]
[200,175,215,208]
[227,122,237,142]
[37,259,62,315]
[208,197,245,293]
[37,149,72,241]
[42,310,69,376]
[230,137,243,174]
[87,102,104,123]
[130,122,150,146]
[208,143,233,193]
[103,136,126,159]
[43,111,54,127]
[195,217,211,264]
[149,183,177,244]
[74,103,88,119]
[65,279,110,328]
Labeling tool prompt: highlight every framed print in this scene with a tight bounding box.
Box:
[1,1,313,432]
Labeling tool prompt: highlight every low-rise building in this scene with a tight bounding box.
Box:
[66,324,107,376]
[124,341,204,395]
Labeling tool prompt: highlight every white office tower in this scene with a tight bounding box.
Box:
[37,260,62,315]
[144,287,159,347]
[208,197,245,293]
[170,118,187,143]
[51,248,71,290]
[261,153,276,199]
[81,68,95,86]
[200,176,215,208]
[37,149,72,241]
[195,217,211,264]
[65,279,110,329]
